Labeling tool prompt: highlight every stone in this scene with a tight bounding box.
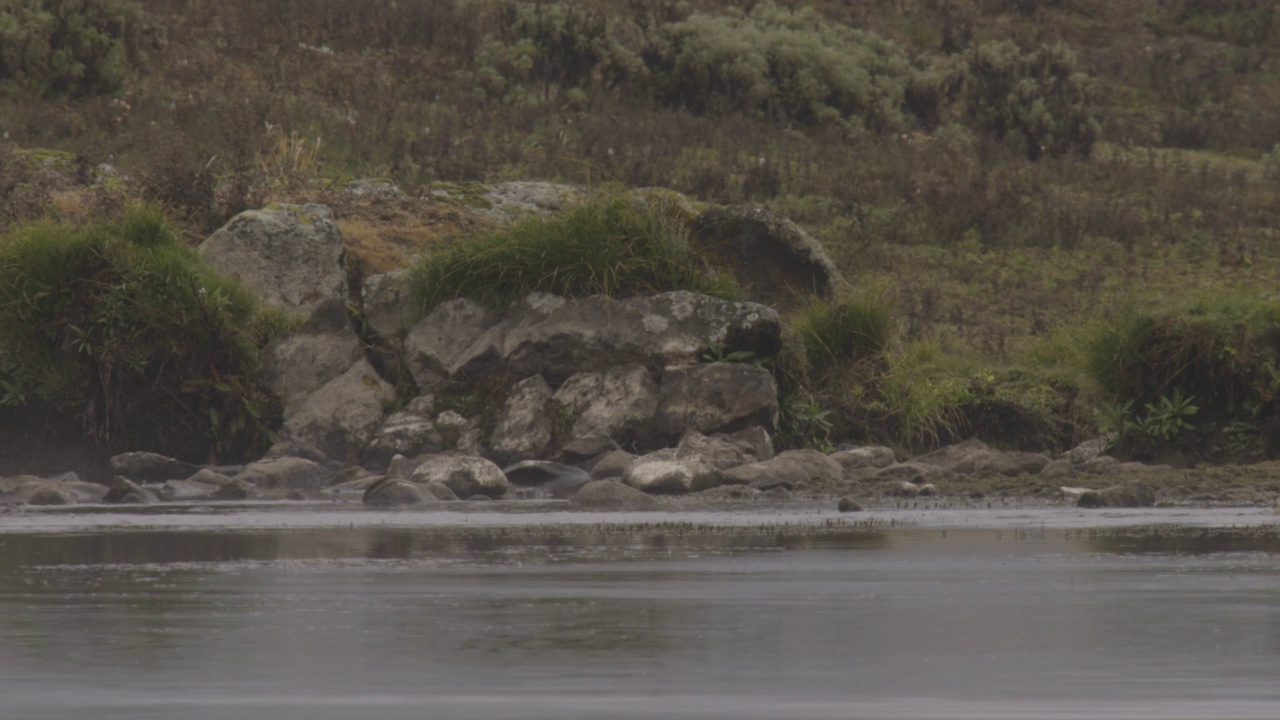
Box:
[261,441,329,464]
[404,298,496,389]
[502,460,591,498]
[24,485,75,506]
[893,481,922,498]
[411,454,510,500]
[344,178,404,199]
[237,457,327,491]
[648,363,779,446]
[1064,434,1116,466]
[1040,459,1076,480]
[571,480,659,510]
[917,483,938,497]
[363,476,429,507]
[692,206,844,310]
[259,298,364,416]
[552,365,658,448]
[675,430,762,471]
[952,449,1052,477]
[830,446,896,473]
[102,477,156,504]
[424,480,459,501]
[431,181,584,223]
[873,462,957,486]
[721,449,843,489]
[489,375,553,465]
[558,436,622,466]
[837,497,863,512]
[360,270,415,341]
[198,203,346,316]
[589,450,636,480]
[1083,456,1122,475]
[1076,481,1156,509]
[109,452,200,483]
[363,398,444,472]
[624,450,721,495]
[912,438,990,471]
[434,410,486,455]
[212,477,256,500]
[281,359,396,464]
[157,479,222,501]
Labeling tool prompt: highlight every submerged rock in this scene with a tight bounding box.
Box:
[363,476,429,507]
[571,480,659,510]
[501,460,591,498]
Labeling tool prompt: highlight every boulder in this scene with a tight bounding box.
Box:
[721,449,843,489]
[198,203,346,315]
[411,454,510,500]
[552,365,659,448]
[502,460,591,498]
[953,449,1052,477]
[363,476,429,507]
[624,449,721,495]
[404,298,496,389]
[261,441,329,464]
[558,436,622,467]
[649,363,778,447]
[1076,481,1156,508]
[237,457,327,490]
[24,485,76,506]
[102,477,156,504]
[344,178,404,199]
[830,446,896,474]
[893,481,922,498]
[212,477,256,500]
[1040,459,1075,481]
[1064,434,1116,466]
[912,438,990,471]
[692,206,844,309]
[259,298,364,416]
[837,497,863,512]
[157,479,221,501]
[3,474,106,505]
[873,462,956,487]
[489,375,553,465]
[360,270,415,342]
[434,410,486,455]
[676,430,764,471]
[109,452,201,483]
[448,291,782,382]
[281,359,396,463]
[363,396,443,472]
[589,450,636,480]
[571,480,659,510]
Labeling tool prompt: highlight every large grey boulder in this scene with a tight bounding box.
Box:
[676,430,770,471]
[198,203,346,316]
[830,446,896,475]
[692,206,844,309]
[489,375,553,465]
[447,291,781,382]
[552,365,658,448]
[281,359,395,463]
[260,298,364,416]
[572,480,659,510]
[103,477,156,504]
[1,473,106,505]
[110,452,201,483]
[363,396,443,472]
[502,460,591,498]
[624,449,721,494]
[404,298,496,389]
[360,270,415,341]
[649,363,778,446]
[237,457,327,490]
[911,439,1050,477]
[363,476,429,507]
[411,454,510,500]
[721,449,843,490]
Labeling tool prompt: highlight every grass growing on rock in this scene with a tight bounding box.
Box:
[408,197,737,316]
[0,206,287,462]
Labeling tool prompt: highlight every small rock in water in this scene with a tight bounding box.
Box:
[893,481,921,498]
[917,483,938,497]
[837,497,862,513]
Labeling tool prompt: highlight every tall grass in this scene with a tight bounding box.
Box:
[408,197,736,315]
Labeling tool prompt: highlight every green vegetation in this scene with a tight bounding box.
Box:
[0,206,285,461]
[409,197,735,316]
[0,0,145,97]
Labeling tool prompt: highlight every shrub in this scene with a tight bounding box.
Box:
[791,292,894,374]
[0,0,146,97]
[961,41,1101,160]
[0,206,285,461]
[408,197,736,315]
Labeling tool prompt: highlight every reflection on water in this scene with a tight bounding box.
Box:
[0,516,1278,720]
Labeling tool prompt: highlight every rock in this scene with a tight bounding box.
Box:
[489,375,553,465]
[157,479,221,501]
[103,477,156,504]
[873,462,957,486]
[676,430,764,471]
[261,441,329,464]
[344,178,404,199]
[558,436,621,466]
[360,270,415,341]
[281,359,396,464]
[696,484,765,501]
[692,206,844,310]
[424,480,459,501]
[1040,459,1076,480]
[589,450,636,480]
[502,460,591,498]
[198,203,346,315]
[1083,455,1122,475]
[912,438,990,471]
[431,180,584,223]
[837,497,863,512]
[721,449,843,489]
[259,298,364,416]
[363,476,428,507]
[109,452,200,483]
[552,365,658,448]
[917,483,938,497]
[953,449,1052,477]
[404,298,496,389]
[212,477,256,500]
[571,480,659,510]
[24,485,76,505]
[893,481,922,498]
[1064,434,1116,466]
[411,454,509,499]
[286,490,308,501]
[237,457,327,491]
[624,450,721,494]
[830,446,896,474]
[434,410,486,455]
[648,363,778,446]
[1076,481,1156,509]
[449,291,782,382]
[363,396,444,472]
[717,426,775,463]
[5,475,105,505]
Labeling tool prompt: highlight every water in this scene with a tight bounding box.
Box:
[1,503,1278,719]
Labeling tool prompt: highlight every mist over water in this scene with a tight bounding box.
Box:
[1,506,1278,720]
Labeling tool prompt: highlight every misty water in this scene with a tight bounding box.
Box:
[1,503,1278,720]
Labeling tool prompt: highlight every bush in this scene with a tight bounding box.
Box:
[0,206,285,461]
[791,292,893,374]
[0,0,146,97]
[961,41,1101,160]
[650,2,920,130]
[408,197,736,315]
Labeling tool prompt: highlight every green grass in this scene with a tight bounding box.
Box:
[408,197,737,316]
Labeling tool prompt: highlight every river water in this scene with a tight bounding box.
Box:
[1,503,1278,720]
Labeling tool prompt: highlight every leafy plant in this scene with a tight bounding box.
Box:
[0,0,147,97]
[778,390,834,452]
